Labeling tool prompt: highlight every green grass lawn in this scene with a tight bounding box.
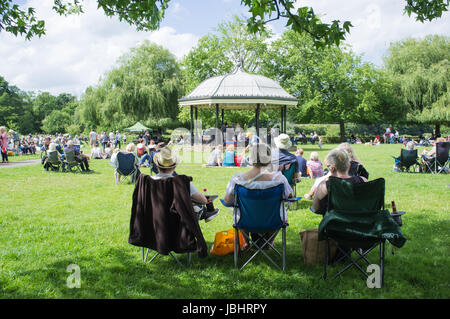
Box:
[0,143,449,298]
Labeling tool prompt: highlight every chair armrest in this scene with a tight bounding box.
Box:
[285,197,301,202]
[220,198,234,208]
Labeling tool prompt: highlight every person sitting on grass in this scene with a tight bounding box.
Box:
[64,140,92,172]
[152,147,219,223]
[224,143,293,249]
[307,151,324,179]
[223,144,236,166]
[90,142,104,159]
[311,148,368,215]
[103,142,113,159]
[295,148,308,178]
[206,144,223,167]
[304,156,331,200]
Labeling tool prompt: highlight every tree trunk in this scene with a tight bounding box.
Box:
[339,120,345,142]
[435,123,441,138]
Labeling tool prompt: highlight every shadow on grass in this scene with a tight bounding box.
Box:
[6,213,449,299]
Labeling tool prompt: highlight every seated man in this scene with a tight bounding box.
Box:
[206,145,223,167]
[64,140,92,172]
[152,147,219,222]
[295,148,308,178]
[312,149,367,215]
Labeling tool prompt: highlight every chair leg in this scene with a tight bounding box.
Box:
[324,237,329,280]
[234,227,239,269]
[380,240,385,287]
[282,226,286,271]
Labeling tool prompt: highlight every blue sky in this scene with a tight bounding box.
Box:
[1,0,449,96]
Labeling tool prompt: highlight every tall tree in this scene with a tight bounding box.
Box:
[384,35,450,136]
[262,30,404,140]
[77,40,182,130]
[2,0,447,46]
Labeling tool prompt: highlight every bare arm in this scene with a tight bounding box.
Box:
[192,192,208,205]
[312,180,328,213]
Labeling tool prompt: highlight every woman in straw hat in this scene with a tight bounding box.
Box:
[273,133,300,180]
[152,147,219,222]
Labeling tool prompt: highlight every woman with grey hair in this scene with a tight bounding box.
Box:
[312,148,367,215]
[392,141,416,172]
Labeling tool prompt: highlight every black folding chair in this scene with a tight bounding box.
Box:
[44,151,61,171]
[319,177,406,287]
[64,149,82,173]
[391,149,420,172]
[422,142,450,174]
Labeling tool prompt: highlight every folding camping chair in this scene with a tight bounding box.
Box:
[44,150,62,171]
[64,149,82,173]
[281,161,300,210]
[135,176,208,267]
[222,184,299,271]
[115,152,138,184]
[391,149,420,172]
[319,177,406,287]
[422,142,450,174]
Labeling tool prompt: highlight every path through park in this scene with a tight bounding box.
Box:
[0,159,40,169]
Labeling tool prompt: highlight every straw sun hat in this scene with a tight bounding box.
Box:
[274,133,292,150]
[153,147,180,169]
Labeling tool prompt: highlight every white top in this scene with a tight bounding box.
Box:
[151,173,199,196]
[225,171,292,223]
[91,146,102,158]
[208,149,223,165]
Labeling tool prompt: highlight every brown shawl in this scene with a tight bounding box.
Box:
[128,174,208,257]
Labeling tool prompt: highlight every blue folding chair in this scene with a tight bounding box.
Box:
[222,184,300,271]
[115,152,138,184]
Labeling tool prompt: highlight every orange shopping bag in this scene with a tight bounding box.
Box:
[210,228,245,256]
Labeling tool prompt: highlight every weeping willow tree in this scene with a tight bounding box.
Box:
[78,41,183,131]
[385,35,450,136]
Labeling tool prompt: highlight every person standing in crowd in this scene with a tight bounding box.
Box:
[384,127,391,144]
[115,130,121,149]
[0,127,9,163]
[89,129,97,148]
[123,133,127,144]
[100,132,108,152]
[109,131,115,146]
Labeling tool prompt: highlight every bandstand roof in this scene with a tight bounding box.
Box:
[178,65,297,109]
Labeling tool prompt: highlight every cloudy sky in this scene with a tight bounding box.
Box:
[1,0,449,97]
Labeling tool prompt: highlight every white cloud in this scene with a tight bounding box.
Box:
[0,0,198,97]
[295,0,450,65]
